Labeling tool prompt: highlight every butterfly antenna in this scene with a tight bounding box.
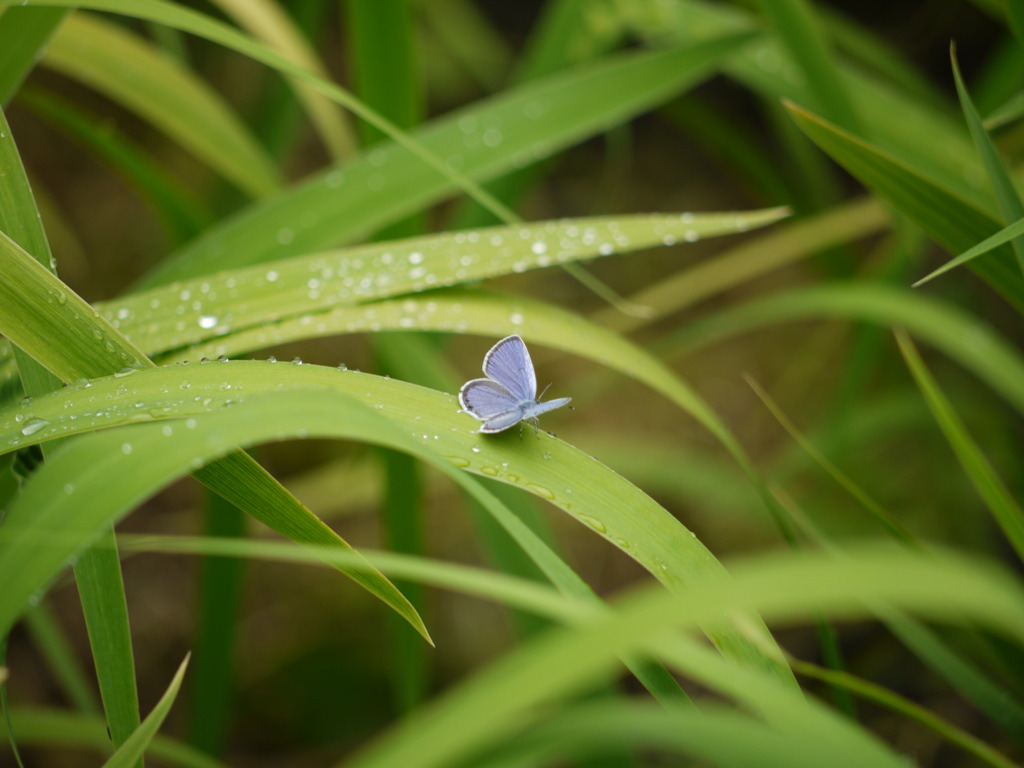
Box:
[539,382,552,398]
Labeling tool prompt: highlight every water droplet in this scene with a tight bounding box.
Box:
[266,270,279,282]
[20,418,49,436]
[482,128,503,147]
[527,483,555,500]
[114,367,138,378]
[198,315,218,329]
[480,465,499,477]
[448,456,470,468]
[291,357,302,365]
[577,514,607,533]
[121,443,133,455]
[267,355,277,363]
[531,241,547,255]
[162,425,174,436]
[63,483,75,495]
[470,445,481,454]
[683,230,699,242]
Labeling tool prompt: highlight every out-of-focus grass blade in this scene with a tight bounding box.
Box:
[913,216,1024,287]
[19,87,210,243]
[186,493,245,756]
[951,46,1024,277]
[42,12,280,198]
[594,197,888,333]
[984,91,1024,130]
[142,36,758,283]
[340,547,1024,768]
[211,0,356,160]
[419,0,512,91]
[887,608,1024,745]
[345,0,420,148]
[18,1,755,287]
[895,330,1024,563]
[786,102,1024,309]
[743,375,916,544]
[1009,0,1024,48]
[672,283,1024,417]
[478,701,828,768]
[9,707,229,768]
[0,368,793,686]
[0,6,68,104]
[22,604,100,715]
[100,656,188,768]
[757,0,859,132]
[791,658,1020,768]
[653,0,985,208]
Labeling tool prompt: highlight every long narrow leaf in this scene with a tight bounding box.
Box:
[101,656,189,768]
[895,330,1024,562]
[951,46,1024,278]
[785,102,1024,309]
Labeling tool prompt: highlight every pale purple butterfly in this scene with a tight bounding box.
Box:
[458,335,571,434]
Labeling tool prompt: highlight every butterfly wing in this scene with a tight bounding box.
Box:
[481,335,536,403]
[459,378,520,420]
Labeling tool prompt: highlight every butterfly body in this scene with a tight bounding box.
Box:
[458,335,571,434]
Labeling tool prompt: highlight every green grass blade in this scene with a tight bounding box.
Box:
[140,36,758,284]
[43,12,280,198]
[951,46,1024,277]
[212,0,357,161]
[0,366,791,684]
[19,87,210,243]
[785,102,1024,309]
[345,0,420,148]
[9,707,227,768]
[73,546,140,763]
[744,375,916,544]
[594,197,888,332]
[186,493,245,756]
[21,0,752,287]
[0,6,68,104]
[673,283,1024,417]
[913,215,1024,287]
[477,701,833,768]
[339,547,1024,768]
[792,658,1020,768]
[757,0,860,131]
[105,209,787,357]
[655,0,985,208]
[22,603,100,715]
[1,104,141,765]
[0,196,426,641]
[886,610,1024,744]
[895,330,1024,562]
[100,656,188,768]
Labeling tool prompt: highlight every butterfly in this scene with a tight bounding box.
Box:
[458,334,572,434]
